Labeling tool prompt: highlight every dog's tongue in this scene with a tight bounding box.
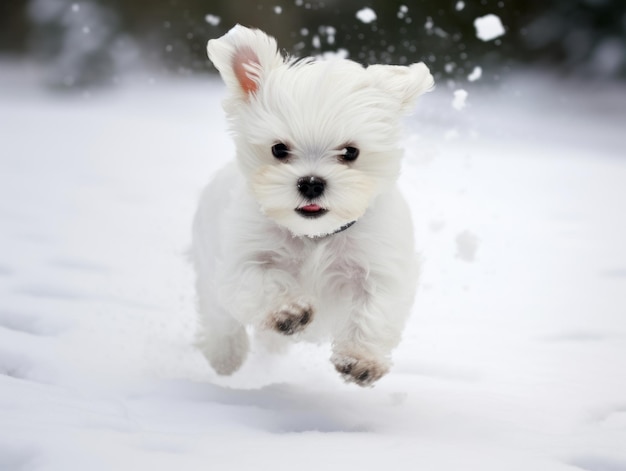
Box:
[300,204,322,212]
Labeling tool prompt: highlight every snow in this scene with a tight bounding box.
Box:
[468,66,482,82]
[316,48,349,61]
[204,14,220,26]
[1,63,626,470]
[356,7,377,24]
[474,14,506,42]
[452,89,468,110]
[425,16,449,39]
[455,230,479,262]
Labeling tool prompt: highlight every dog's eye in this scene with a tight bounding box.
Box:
[271,143,290,159]
[340,146,360,162]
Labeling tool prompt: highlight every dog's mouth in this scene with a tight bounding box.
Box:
[296,204,328,219]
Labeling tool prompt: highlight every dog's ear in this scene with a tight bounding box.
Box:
[207,25,284,99]
[367,62,434,113]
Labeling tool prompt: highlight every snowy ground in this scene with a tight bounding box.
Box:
[1,63,625,471]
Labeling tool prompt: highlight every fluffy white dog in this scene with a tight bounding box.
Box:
[192,25,433,387]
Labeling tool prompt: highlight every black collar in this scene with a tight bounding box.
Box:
[308,220,356,239]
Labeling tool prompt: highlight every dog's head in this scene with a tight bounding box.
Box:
[208,25,433,237]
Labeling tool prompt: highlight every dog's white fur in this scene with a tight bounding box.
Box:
[192,25,433,386]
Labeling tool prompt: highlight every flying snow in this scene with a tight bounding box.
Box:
[317,49,349,61]
[452,89,468,110]
[324,26,336,45]
[204,14,221,26]
[474,14,505,41]
[468,66,483,82]
[356,7,377,24]
[424,16,449,38]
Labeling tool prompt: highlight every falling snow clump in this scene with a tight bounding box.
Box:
[468,66,482,82]
[356,7,377,24]
[474,14,505,42]
[205,14,221,26]
[452,89,468,111]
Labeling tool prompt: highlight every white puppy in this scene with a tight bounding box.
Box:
[192,25,433,387]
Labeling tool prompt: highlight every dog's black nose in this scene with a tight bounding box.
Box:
[297,176,326,199]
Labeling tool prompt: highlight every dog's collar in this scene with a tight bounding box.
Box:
[307,220,357,239]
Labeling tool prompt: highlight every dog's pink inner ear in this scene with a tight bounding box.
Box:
[232,47,260,95]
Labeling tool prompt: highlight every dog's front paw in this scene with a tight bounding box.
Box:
[331,351,390,387]
[267,299,314,336]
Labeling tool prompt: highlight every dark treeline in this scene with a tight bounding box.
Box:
[1,0,624,88]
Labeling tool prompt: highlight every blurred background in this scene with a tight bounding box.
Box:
[1,0,624,89]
